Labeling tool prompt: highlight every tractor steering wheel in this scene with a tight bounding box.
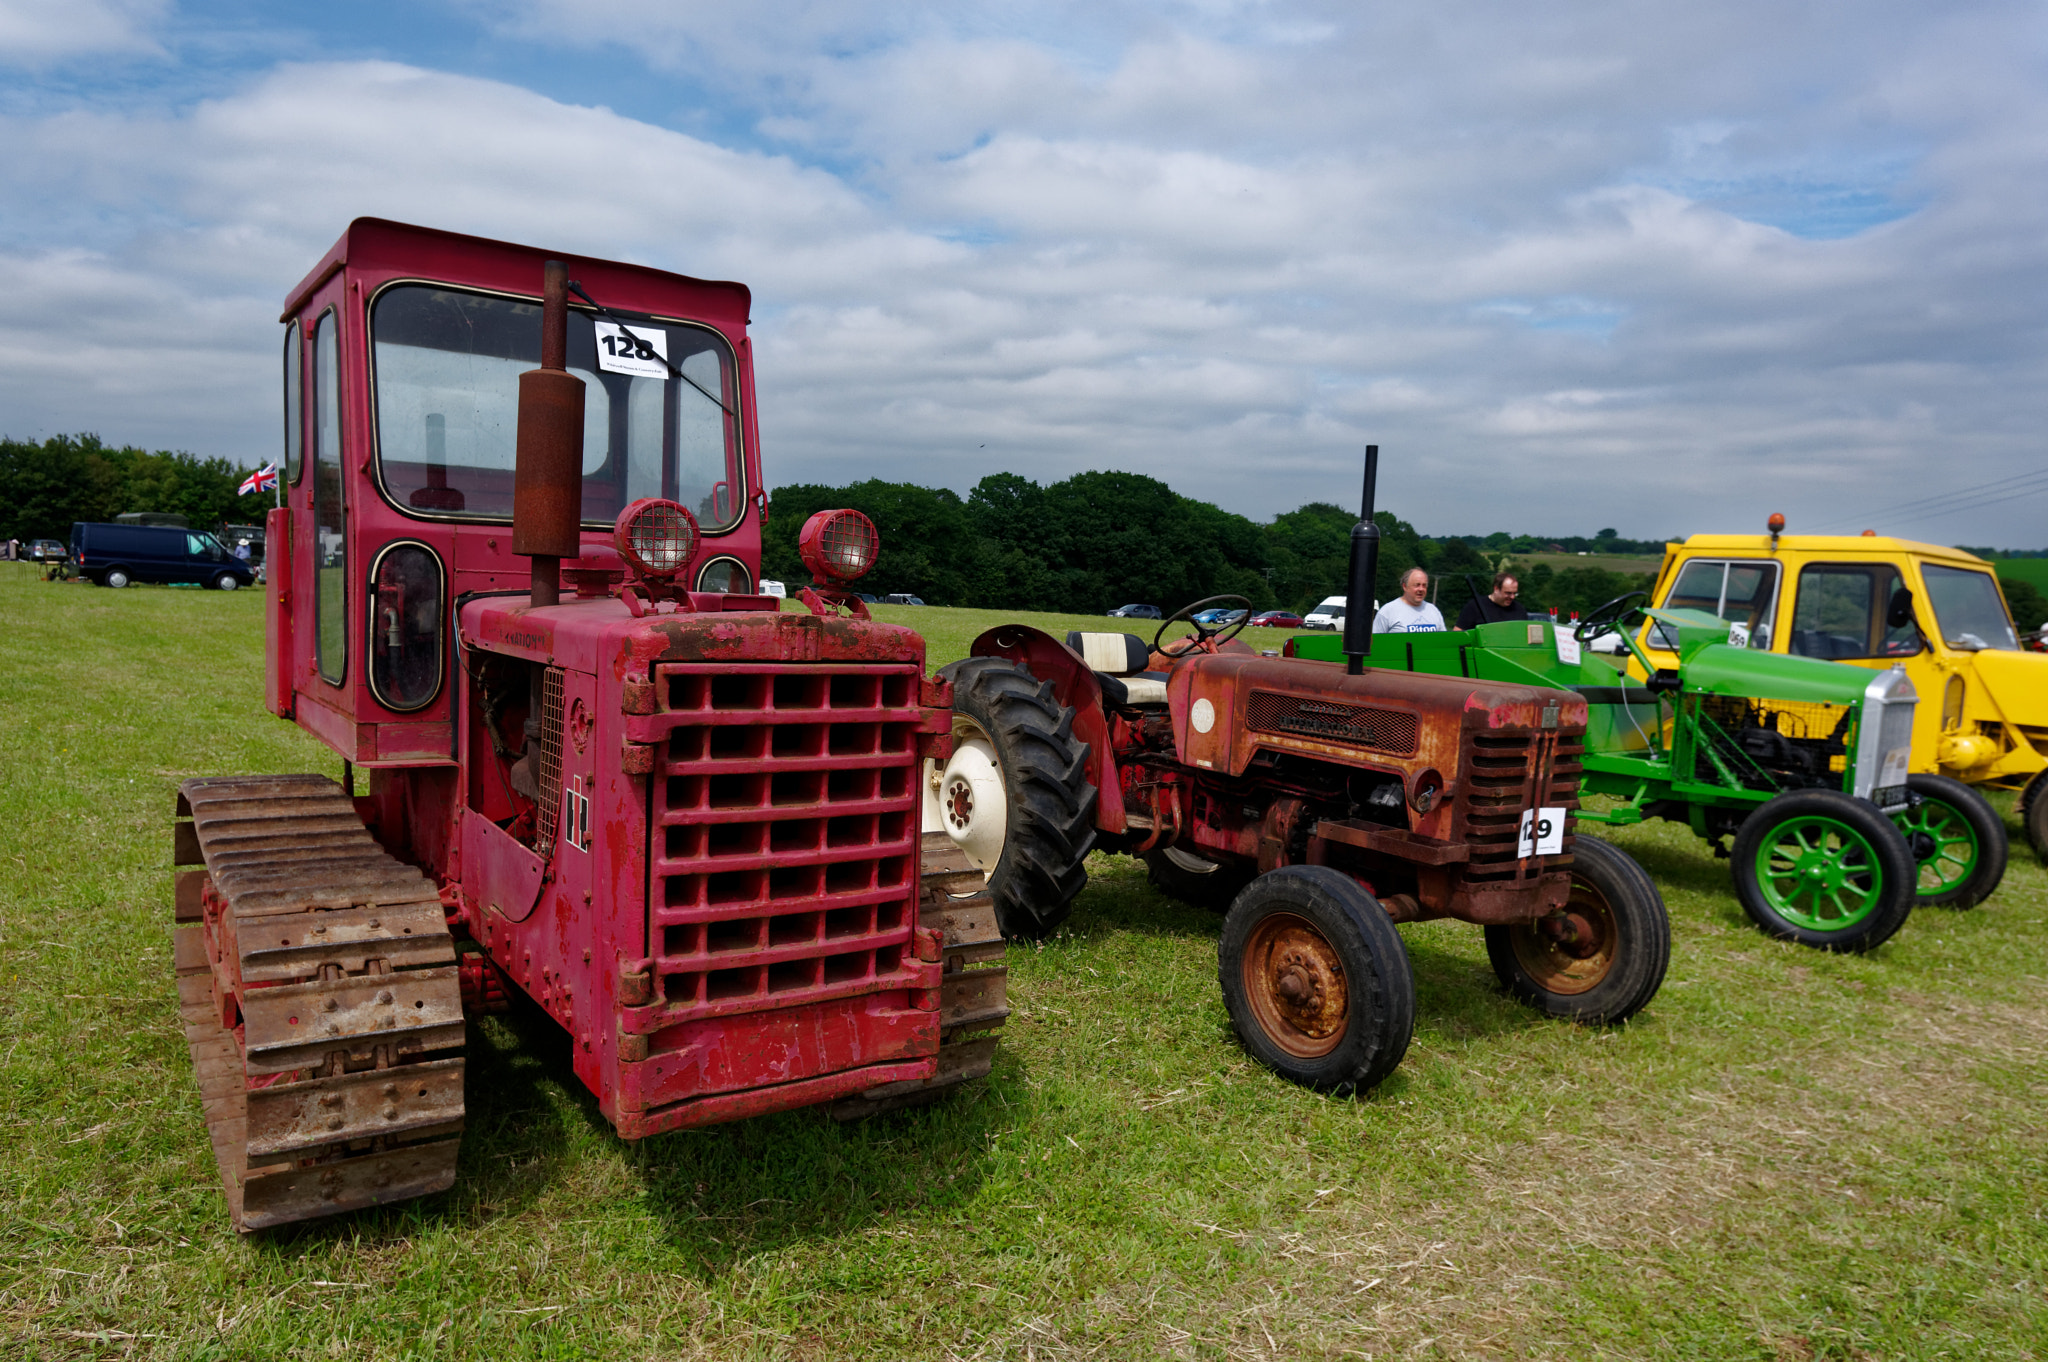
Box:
[1154,595,1254,658]
[1574,590,1649,644]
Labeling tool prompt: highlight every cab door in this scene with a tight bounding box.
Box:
[1780,559,1940,759]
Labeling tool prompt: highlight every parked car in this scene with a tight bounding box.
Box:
[1190,607,1247,627]
[1108,603,1162,619]
[28,538,66,563]
[68,521,257,590]
[884,593,926,605]
[1248,610,1303,629]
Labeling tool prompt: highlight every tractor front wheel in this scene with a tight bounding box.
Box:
[932,657,1097,938]
[1891,773,2007,908]
[1484,835,1669,1025]
[1217,866,1414,1094]
[1144,845,1253,910]
[1731,789,1915,952]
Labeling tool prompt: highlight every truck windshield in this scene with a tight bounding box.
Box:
[1922,565,2019,651]
[370,284,743,531]
[1654,558,1779,648]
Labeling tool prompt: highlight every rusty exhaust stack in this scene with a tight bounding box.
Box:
[514,259,584,607]
[1342,444,1380,675]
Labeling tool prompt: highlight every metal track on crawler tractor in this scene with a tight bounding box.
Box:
[829,833,1010,1119]
[173,774,465,1232]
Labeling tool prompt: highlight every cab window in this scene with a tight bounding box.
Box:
[1654,558,1779,648]
[1922,565,2019,651]
[1789,563,1922,660]
[186,533,225,561]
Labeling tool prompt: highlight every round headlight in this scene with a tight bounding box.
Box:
[798,509,880,584]
[613,498,700,580]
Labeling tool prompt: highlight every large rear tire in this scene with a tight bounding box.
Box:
[1891,773,2007,908]
[1484,836,1669,1025]
[1217,866,1414,1095]
[1730,789,1915,952]
[933,657,1097,938]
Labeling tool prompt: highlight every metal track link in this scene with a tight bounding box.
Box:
[173,774,465,1231]
[829,833,1010,1119]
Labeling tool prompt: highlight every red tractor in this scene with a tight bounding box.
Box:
[926,450,1671,1092]
[172,220,1008,1231]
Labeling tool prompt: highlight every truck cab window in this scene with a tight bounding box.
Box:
[1654,558,1779,648]
[313,310,346,684]
[1922,565,2019,651]
[370,284,742,531]
[1790,563,1921,659]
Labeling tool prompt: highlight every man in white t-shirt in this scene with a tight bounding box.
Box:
[1372,567,1446,633]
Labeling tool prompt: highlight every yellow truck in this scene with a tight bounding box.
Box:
[1629,521,2048,862]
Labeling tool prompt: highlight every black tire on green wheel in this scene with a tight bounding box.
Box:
[2021,770,2048,865]
[1217,866,1414,1095]
[1890,772,2008,908]
[1144,845,1253,910]
[1484,835,1670,1024]
[1730,788,1915,952]
[936,656,1098,939]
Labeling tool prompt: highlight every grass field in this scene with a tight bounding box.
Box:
[1510,553,1665,576]
[3,562,2046,1361]
[1994,558,2048,593]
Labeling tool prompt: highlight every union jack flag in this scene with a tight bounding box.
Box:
[238,462,278,496]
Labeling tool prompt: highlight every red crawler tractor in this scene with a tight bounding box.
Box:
[926,450,1670,1091]
[172,220,1007,1231]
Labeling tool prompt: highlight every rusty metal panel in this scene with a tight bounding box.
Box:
[245,1058,465,1159]
[241,968,464,1073]
[1313,819,1470,865]
[1246,690,1419,754]
[238,901,456,982]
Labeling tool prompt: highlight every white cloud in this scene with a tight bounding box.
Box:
[5,2,2048,544]
[0,0,167,64]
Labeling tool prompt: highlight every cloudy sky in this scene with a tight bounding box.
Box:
[3,1,2046,544]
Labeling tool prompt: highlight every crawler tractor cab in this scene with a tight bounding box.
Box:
[171,220,1007,1232]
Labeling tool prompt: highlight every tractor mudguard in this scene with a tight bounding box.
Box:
[969,625,1124,833]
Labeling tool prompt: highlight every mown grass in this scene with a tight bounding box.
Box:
[3,562,2046,1361]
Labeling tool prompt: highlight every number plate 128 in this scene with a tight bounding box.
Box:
[1518,807,1566,857]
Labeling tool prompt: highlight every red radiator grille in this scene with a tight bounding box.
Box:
[1461,730,1582,883]
[648,663,925,1027]
[1246,690,1418,755]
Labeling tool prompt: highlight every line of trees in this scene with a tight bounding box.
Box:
[10,433,2035,628]
[0,434,262,542]
[761,472,1667,620]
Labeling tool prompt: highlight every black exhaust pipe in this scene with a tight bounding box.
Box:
[1342,444,1380,675]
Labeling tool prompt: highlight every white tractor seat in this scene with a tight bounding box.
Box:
[1066,631,1170,706]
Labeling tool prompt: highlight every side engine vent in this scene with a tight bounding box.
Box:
[534,665,565,857]
[1245,690,1418,755]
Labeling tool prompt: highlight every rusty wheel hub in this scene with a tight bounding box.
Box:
[1241,912,1348,1057]
[1510,885,1617,996]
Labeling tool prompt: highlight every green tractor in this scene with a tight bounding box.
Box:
[1290,595,2009,952]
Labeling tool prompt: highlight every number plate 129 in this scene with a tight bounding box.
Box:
[1518,806,1566,857]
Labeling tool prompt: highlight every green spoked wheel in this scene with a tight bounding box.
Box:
[1730,789,1915,953]
[1889,773,2007,909]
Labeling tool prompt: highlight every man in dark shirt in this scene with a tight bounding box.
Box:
[1456,571,1528,629]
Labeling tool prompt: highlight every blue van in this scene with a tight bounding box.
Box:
[69,522,257,591]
